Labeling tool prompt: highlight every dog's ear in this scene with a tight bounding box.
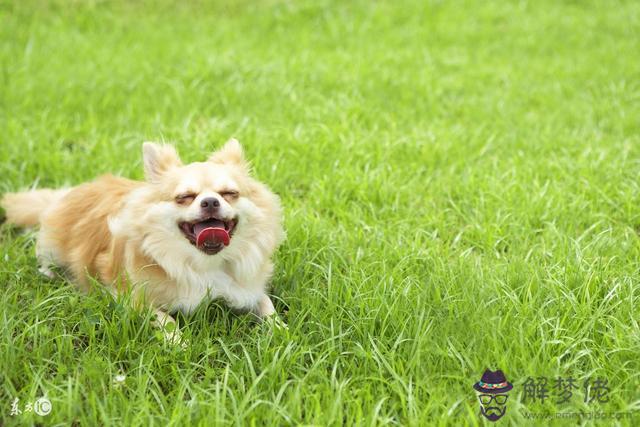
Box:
[209,138,246,166]
[142,142,182,182]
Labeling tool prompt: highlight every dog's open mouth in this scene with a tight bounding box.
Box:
[178,217,237,255]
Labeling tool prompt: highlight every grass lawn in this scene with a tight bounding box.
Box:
[1,0,640,425]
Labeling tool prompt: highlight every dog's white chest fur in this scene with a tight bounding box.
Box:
[171,269,264,315]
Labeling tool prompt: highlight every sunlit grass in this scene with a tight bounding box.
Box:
[1,0,639,425]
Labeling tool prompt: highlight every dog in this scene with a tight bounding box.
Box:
[1,139,285,343]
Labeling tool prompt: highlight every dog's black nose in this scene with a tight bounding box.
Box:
[200,197,220,209]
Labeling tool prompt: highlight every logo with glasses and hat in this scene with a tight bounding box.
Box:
[473,369,513,422]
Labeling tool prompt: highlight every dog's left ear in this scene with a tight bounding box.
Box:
[142,142,182,182]
[209,138,246,166]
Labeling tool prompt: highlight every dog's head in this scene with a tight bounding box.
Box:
[121,139,283,272]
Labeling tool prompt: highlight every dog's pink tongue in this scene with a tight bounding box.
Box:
[194,220,230,248]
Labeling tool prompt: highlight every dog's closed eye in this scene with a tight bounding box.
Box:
[220,190,239,202]
[175,193,197,205]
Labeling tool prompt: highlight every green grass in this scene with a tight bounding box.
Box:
[1,0,640,425]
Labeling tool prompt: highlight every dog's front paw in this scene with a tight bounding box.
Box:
[263,314,288,332]
[156,322,188,350]
[161,330,189,350]
[38,265,56,279]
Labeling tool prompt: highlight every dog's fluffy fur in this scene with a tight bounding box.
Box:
[1,139,284,340]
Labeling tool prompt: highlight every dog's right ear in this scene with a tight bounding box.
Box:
[209,138,246,166]
[142,142,182,182]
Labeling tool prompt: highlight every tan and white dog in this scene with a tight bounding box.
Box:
[1,139,285,342]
